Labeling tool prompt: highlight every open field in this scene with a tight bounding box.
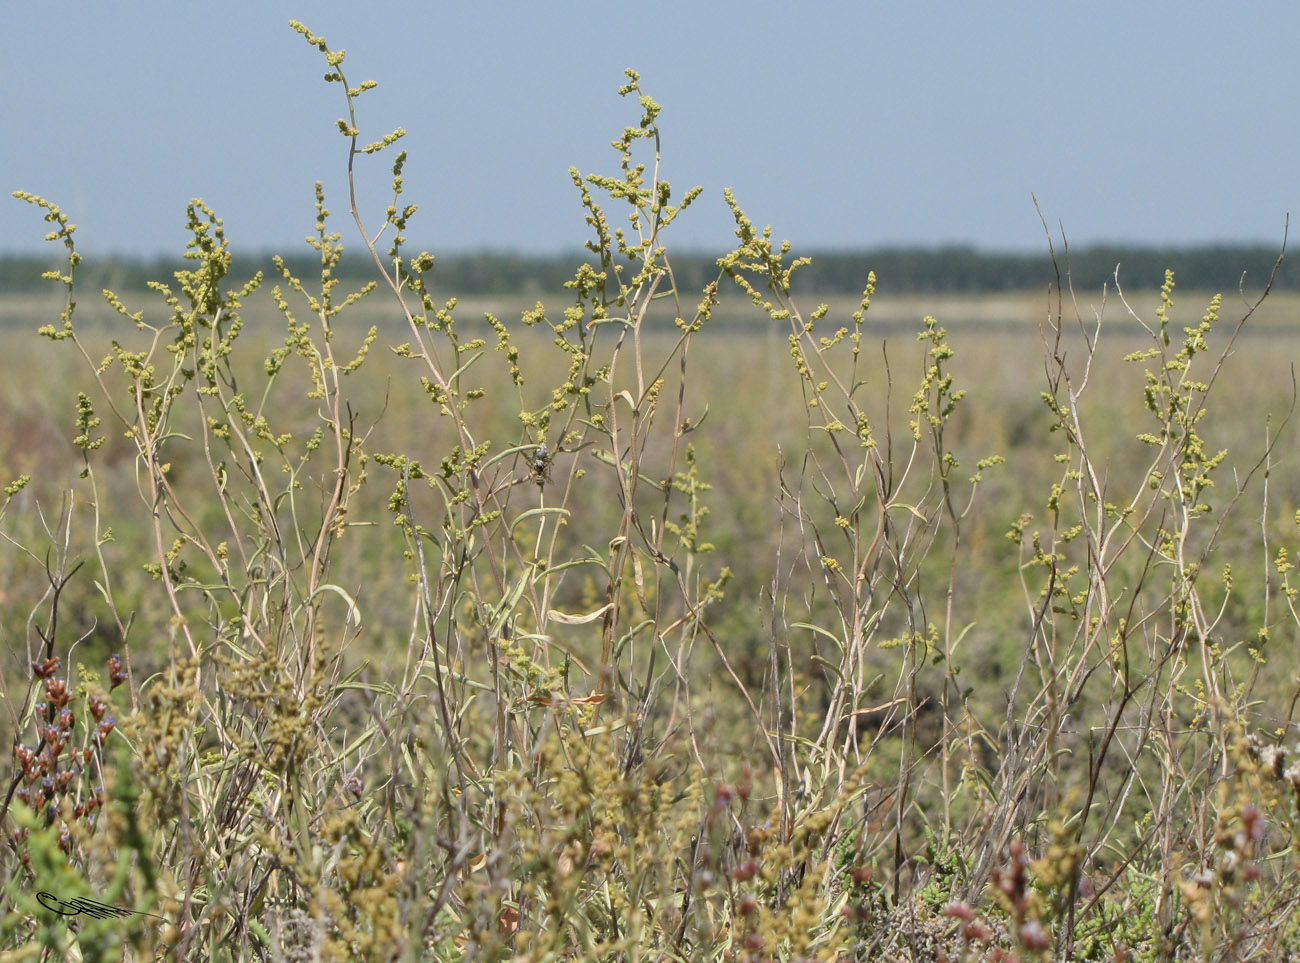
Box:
[8,280,1300,332]
[8,278,1300,684]
[3,263,1300,958]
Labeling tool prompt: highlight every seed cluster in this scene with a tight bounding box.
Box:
[9,653,124,867]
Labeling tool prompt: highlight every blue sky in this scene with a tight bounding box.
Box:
[3,3,1297,259]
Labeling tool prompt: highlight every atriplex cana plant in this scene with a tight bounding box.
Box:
[1,18,1298,962]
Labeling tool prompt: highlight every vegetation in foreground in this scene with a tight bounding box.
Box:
[1,21,1299,962]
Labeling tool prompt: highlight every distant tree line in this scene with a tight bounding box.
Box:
[790,245,1290,295]
[0,244,1290,297]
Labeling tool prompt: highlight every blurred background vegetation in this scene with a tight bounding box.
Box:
[3,265,1298,736]
[2,243,1295,300]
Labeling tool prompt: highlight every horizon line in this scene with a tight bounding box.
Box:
[0,239,1290,262]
